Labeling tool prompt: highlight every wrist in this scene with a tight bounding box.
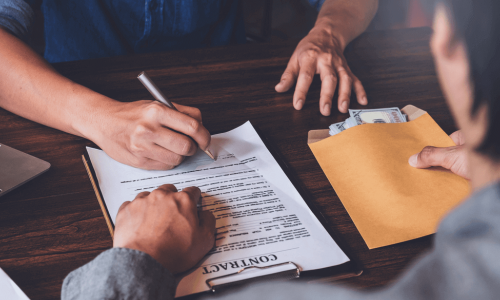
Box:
[71,94,121,142]
[310,19,347,51]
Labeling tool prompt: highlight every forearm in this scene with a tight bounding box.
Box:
[0,28,117,139]
[62,248,177,300]
[314,0,379,50]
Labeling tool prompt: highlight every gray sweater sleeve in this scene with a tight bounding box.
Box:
[61,248,177,300]
[0,0,33,39]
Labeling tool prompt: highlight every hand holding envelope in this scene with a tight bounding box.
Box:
[308,105,469,249]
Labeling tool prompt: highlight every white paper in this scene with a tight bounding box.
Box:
[87,121,349,297]
[0,268,30,300]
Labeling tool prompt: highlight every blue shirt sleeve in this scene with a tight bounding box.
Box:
[0,0,34,39]
[306,0,325,11]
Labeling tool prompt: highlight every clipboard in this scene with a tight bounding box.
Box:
[82,125,363,296]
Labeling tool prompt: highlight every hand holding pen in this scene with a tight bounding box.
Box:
[138,71,215,160]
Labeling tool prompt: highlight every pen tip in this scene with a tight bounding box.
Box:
[205,149,216,161]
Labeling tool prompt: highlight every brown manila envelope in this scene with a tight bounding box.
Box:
[307,105,470,249]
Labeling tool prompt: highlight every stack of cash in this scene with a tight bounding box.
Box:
[329,107,407,136]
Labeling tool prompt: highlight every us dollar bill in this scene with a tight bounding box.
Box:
[329,121,347,136]
[329,107,407,136]
[349,107,406,125]
[328,116,359,136]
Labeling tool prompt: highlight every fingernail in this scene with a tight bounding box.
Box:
[323,103,331,115]
[275,81,284,91]
[296,99,304,110]
[409,154,418,167]
[362,96,368,105]
[342,101,348,111]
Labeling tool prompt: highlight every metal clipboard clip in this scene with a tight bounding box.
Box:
[206,262,301,293]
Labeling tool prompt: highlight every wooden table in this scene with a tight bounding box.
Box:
[0,27,455,300]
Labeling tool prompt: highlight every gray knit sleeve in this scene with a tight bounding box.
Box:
[62,248,177,300]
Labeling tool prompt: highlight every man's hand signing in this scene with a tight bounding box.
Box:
[113,185,216,274]
[275,0,378,116]
[0,28,211,172]
[87,100,211,171]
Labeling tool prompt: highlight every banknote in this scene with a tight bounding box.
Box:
[328,116,359,135]
[349,107,406,125]
[329,107,407,136]
[329,121,347,136]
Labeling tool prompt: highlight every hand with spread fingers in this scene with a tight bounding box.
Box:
[276,0,379,116]
[113,185,216,274]
[409,130,469,179]
[276,26,367,115]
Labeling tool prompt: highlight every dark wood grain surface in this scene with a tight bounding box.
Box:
[0,27,455,300]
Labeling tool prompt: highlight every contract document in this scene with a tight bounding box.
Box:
[86,121,349,297]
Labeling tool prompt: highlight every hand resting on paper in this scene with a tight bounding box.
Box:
[408,130,469,179]
[113,184,216,274]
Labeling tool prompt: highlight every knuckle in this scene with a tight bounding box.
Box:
[132,124,155,140]
[281,70,293,80]
[334,57,344,66]
[321,91,334,99]
[343,74,353,85]
[171,154,184,166]
[420,146,436,160]
[192,108,202,121]
[176,191,194,207]
[144,102,164,118]
[301,72,314,81]
[129,142,146,156]
[319,54,333,65]
[180,138,196,156]
[336,66,347,75]
[151,188,168,199]
[323,73,337,83]
[187,119,201,135]
[303,48,319,59]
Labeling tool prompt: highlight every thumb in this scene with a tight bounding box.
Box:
[409,146,453,169]
[450,130,465,146]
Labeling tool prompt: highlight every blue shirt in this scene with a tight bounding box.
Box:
[0,0,325,63]
[0,0,247,63]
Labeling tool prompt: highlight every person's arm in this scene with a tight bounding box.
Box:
[61,248,177,300]
[276,0,379,116]
[62,185,216,299]
[213,182,500,300]
[0,27,211,170]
